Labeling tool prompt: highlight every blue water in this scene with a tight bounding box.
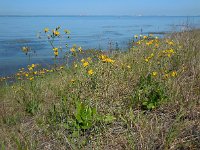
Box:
[0,16,200,76]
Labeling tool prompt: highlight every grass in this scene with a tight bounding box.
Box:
[0,29,200,149]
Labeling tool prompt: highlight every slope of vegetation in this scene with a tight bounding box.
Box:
[0,29,200,150]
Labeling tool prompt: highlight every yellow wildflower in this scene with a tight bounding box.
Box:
[169,49,175,53]
[53,30,60,36]
[22,46,29,53]
[143,35,148,39]
[127,65,131,69]
[150,53,154,57]
[54,51,58,56]
[53,47,58,52]
[88,69,94,75]
[28,67,33,71]
[168,41,174,46]
[164,74,169,79]
[137,41,141,45]
[99,54,107,60]
[81,59,85,62]
[149,34,153,37]
[171,71,177,77]
[74,63,78,68]
[152,72,158,76]
[145,58,149,62]
[78,47,82,52]
[44,28,49,33]
[83,61,89,67]
[87,57,92,61]
[64,30,70,34]
[31,64,35,68]
[71,79,75,83]
[134,35,138,39]
[102,58,115,63]
[155,43,159,48]
[25,73,29,77]
[70,47,76,53]
[29,77,34,81]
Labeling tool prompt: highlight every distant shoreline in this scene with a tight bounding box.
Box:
[0,15,200,17]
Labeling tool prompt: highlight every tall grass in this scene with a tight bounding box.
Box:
[0,29,200,149]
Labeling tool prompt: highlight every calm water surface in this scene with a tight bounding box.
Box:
[0,16,200,76]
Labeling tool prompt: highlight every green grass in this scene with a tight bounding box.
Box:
[0,29,200,149]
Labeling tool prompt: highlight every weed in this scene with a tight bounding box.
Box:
[131,74,167,110]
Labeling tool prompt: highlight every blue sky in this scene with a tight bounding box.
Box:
[0,0,200,16]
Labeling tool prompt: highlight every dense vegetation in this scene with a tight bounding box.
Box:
[0,29,200,149]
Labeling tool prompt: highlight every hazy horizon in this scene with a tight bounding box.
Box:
[1,0,200,16]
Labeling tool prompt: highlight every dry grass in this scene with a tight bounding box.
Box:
[0,29,200,150]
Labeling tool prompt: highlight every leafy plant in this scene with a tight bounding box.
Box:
[73,101,97,130]
[131,74,167,110]
[25,99,40,115]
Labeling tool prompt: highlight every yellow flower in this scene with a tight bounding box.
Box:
[127,65,131,69]
[102,58,115,63]
[71,79,75,83]
[155,43,159,48]
[74,64,78,68]
[31,64,35,68]
[143,35,148,39]
[168,41,174,46]
[44,28,49,33]
[22,46,29,53]
[28,67,33,71]
[167,54,171,58]
[149,34,153,37]
[83,61,89,67]
[152,72,158,76]
[134,35,138,39]
[150,53,154,57]
[87,57,92,61]
[53,30,60,36]
[169,49,175,53]
[88,69,94,75]
[164,74,169,79]
[146,42,150,46]
[54,51,58,56]
[81,59,85,62]
[70,47,76,53]
[99,54,107,60]
[64,30,70,34]
[171,71,177,77]
[145,58,149,62]
[78,47,82,52]
[29,77,34,81]
[25,73,29,77]
[137,41,141,45]
[53,47,58,52]
[60,66,64,69]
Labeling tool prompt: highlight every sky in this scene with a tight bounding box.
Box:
[0,0,200,16]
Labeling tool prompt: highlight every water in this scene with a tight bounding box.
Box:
[0,16,200,76]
